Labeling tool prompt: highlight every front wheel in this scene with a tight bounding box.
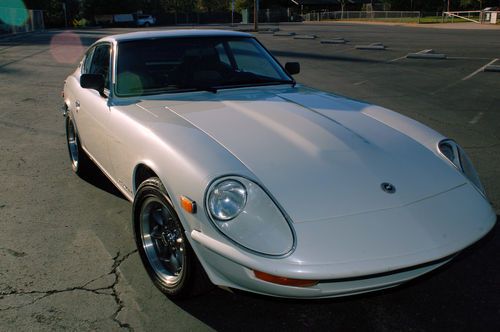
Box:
[133,177,212,298]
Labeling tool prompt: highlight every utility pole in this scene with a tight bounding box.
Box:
[447,0,450,12]
[254,0,259,31]
[231,0,234,26]
[62,2,68,28]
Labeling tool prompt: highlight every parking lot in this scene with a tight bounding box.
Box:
[0,23,499,331]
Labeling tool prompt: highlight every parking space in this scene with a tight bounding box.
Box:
[255,25,500,196]
[0,23,499,331]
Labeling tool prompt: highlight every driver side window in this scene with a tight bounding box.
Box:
[89,44,111,90]
[81,47,95,74]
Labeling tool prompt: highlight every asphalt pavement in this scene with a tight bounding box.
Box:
[0,23,499,331]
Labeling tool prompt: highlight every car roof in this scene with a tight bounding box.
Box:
[98,29,252,43]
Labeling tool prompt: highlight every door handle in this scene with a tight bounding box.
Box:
[75,100,80,112]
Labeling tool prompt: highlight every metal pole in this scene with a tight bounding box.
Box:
[442,0,446,22]
[447,0,450,12]
[254,0,259,31]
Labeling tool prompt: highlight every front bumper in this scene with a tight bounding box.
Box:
[190,183,496,298]
[192,232,453,298]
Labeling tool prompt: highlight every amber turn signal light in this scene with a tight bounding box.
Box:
[180,196,196,214]
[254,270,318,287]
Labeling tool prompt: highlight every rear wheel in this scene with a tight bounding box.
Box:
[133,177,212,298]
[65,116,91,175]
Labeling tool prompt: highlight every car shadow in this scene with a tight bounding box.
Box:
[79,162,127,201]
[175,216,499,331]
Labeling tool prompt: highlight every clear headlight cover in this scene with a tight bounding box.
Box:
[438,139,485,195]
[207,180,247,221]
[205,176,294,256]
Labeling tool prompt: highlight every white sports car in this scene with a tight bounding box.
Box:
[62,30,496,299]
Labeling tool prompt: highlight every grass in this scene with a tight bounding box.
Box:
[419,16,471,24]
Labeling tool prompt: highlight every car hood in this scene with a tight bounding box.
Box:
[136,86,465,223]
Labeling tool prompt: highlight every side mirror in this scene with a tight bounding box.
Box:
[80,74,105,95]
[285,62,300,75]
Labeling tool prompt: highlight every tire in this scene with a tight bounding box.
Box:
[65,115,91,175]
[144,22,150,27]
[133,177,212,299]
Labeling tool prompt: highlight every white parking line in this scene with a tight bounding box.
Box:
[448,56,492,60]
[388,55,407,62]
[353,80,368,86]
[462,58,498,81]
[469,112,484,125]
[389,55,491,63]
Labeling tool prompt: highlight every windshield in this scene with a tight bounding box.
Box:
[115,36,293,96]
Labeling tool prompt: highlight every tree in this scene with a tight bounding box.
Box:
[340,0,347,15]
[235,0,253,12]
[196,0,229,12]
[339,0,354,18]
[460,0,483,9]
[379,0,449,11]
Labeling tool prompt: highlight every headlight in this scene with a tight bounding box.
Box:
[438,139,485,195]
[207,180,247,221]
[205,176,294,256]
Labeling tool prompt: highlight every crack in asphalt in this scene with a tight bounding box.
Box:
[0,119,65,137]
[0,249,138,331]
[0,247,27,257]
[0,47,50,69]
[109,250,138,332]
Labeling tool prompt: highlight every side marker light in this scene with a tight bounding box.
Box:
[180,196,196,214]
[254,270,318,287]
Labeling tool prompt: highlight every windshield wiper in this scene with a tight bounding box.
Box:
[241,75,295,87]
[191,86,218,94]
[216,80,294,90]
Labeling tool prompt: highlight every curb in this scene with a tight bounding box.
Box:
[293,34,317,39]
[484,65,500,72]
[0,30,41,42]
[320,38,347,44]
[407,49,447,59]
[274,32,296,36]
[355,42,386,50]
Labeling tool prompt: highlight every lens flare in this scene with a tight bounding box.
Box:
[0,0,29,27]
[117,72,144,95]
[50,32,84,64]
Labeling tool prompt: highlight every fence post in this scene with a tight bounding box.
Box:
[30,10,34,31]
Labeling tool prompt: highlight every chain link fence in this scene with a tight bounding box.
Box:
[0,7,44,35]
[302,11,421,23]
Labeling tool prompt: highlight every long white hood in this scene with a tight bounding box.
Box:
[137,86,466,223]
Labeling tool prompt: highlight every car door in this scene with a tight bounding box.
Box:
[76,43,114,175]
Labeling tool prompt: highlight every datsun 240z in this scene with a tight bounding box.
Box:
[62,30,496,299]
